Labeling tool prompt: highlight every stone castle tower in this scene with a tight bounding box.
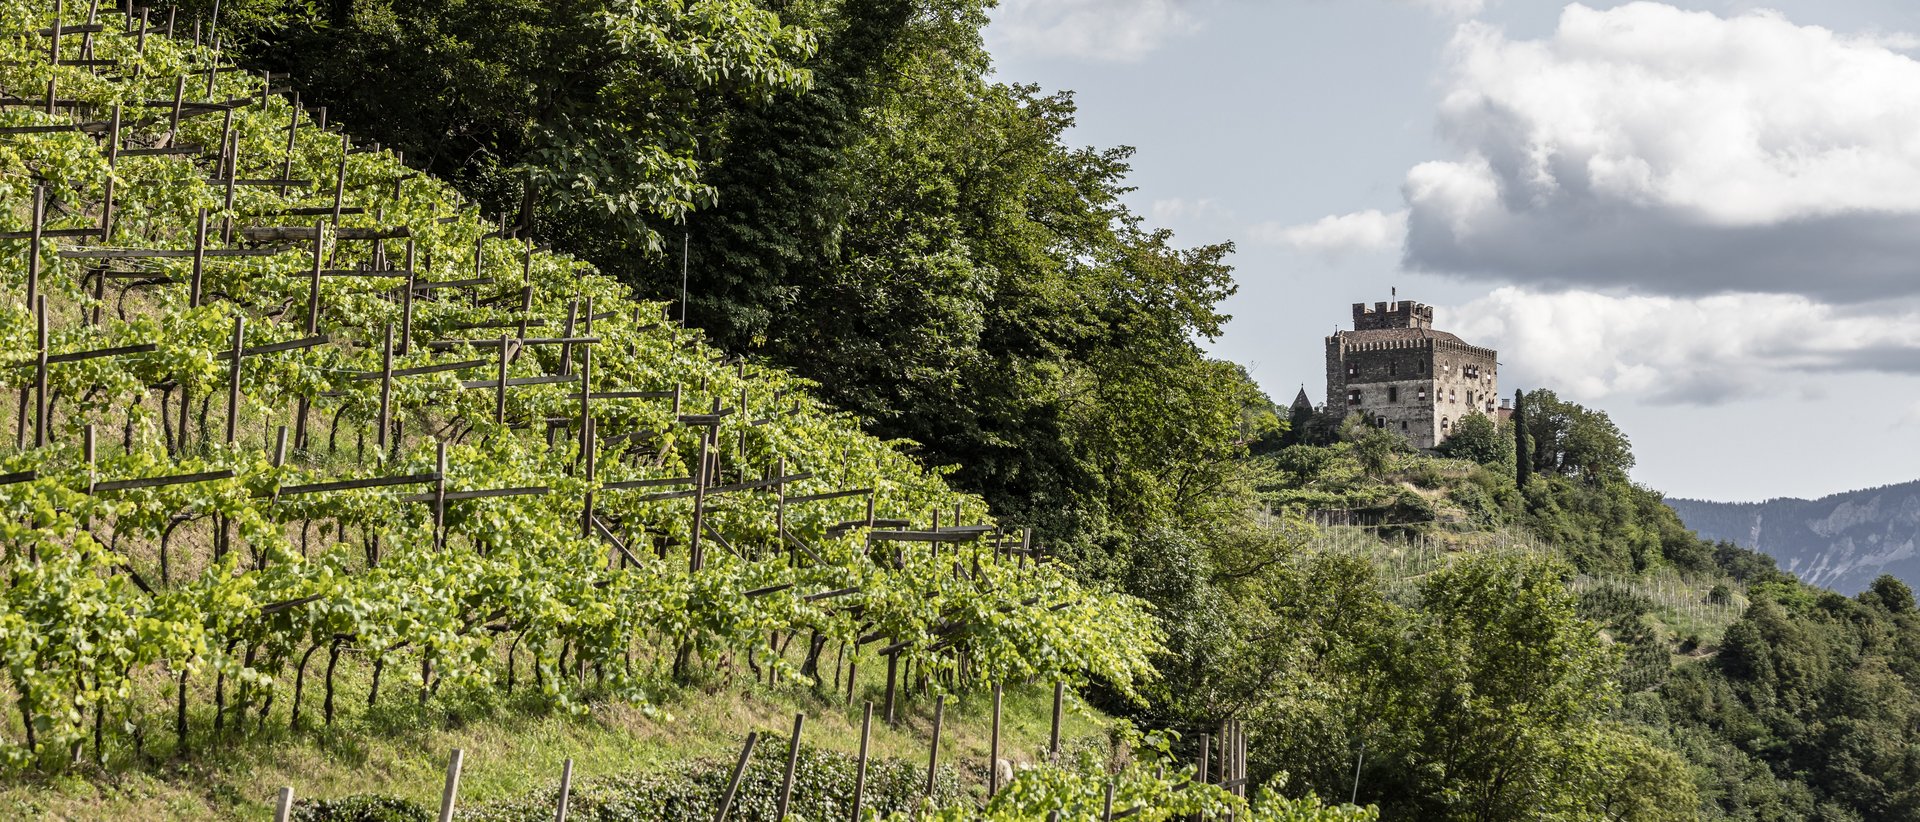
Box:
[1325,299,1500,449]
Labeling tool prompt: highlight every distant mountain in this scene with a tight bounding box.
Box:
[1669,480,1920,594]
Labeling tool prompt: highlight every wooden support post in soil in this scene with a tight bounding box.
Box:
[1103,782,1116,821]
[713,732,758,822]
[101,103,119,240]
[294,223,324,450]
[777,712,804,821]
[399,240,416,355]
[925,694,945,796]
[188,207,207,307]
[224,315,244,442]
[989,683,1003,797]
[1050,680,1064,758]
[494,333,509,427]
[25,185,43,308]
[689,403,713,572]
[851,702,873,822]
[1198,731,1211,798]
[437,748,464,822]
[273,787,294,822]
[376,324,394,455]
[884,650,899,725]
[433,440,448,549]
[280,91,299,196]
[33,297,48,448]
[168,74,184,137]
[331,133,348,224]
[555,758,574,822]
[777,456,789,565]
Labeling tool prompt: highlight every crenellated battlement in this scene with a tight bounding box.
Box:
[1352,300,1434,330]
[1325,296,1499,450]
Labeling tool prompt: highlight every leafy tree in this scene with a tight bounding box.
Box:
[1519,389,1635,483]
[1435,411,1510,470]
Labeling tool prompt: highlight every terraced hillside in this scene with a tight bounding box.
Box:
[0,0,1160,778]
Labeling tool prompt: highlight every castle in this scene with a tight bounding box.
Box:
[1317,299,1502,449]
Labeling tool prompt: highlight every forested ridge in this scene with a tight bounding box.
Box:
[5,0,1919,819]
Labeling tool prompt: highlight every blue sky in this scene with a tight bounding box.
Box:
[985,0,1920,502]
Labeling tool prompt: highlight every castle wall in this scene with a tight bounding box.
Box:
[1324,334,1500,450]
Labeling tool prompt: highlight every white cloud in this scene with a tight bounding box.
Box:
[1446,288,1920,404]
[1394,0,1485,18]
[1151,197,1233,226]
[1250,209,1408,256]
[988,0,1200,62]
[1401,3,1920,302]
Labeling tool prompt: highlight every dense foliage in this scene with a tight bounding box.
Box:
[0,0,1161,779]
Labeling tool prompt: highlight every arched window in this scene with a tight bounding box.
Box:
[1441,417,1452,431]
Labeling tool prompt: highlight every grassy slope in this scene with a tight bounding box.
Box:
[0,678,1101,820]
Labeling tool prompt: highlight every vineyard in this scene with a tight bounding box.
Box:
[0,0,1168,787]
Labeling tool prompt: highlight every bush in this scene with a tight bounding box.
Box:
[292,796,429,822]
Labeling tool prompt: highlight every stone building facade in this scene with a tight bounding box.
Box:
[1324,300,1499,450]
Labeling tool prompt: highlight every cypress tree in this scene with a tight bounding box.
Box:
[1513,389,1532,489]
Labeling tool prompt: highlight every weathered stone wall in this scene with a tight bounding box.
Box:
[1323,333,1499,450]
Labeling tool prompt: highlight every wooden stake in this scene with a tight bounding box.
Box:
[224,315,243,442]
[33,296,48,448]
[273,787,293,822]
[399,241,416,354]
[494,333,509,427]
[554,758,574,822]
[851,702,872,822]
[776,712,804,821]
[1050,680,1064,757]
[989,683,1003,797]
[925,694,945,796]
[883,651,898,725]
[188,208,207,307]
[26,185,44,307]
[436,748,464,822]
[376,324,394,455]
[713,732,758,822]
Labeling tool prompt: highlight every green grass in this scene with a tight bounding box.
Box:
[0,677,1104,820]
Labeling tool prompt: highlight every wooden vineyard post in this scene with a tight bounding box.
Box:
[555,758,574,822]
[1103,782,1116,821]
[1198,732,1210,797]
[331,133,348,224]
[33,297,48,448]
[294,223,324,450]
[925,694,945,796]
[376,324,394,457]
[989,683,1003,797]
[884,650,898,725]
[280,91,299,196]
[188,207,207,307]
[776,712,804,821]
[689,401,712,572]
[273,787,294,822]
[713,732,758,822]
[433,440,448,550]
[495,333,510,427]
[578,296,594,538]
[437,748,464,822]
[1049,680,1064,758]
[25,185,43,311]
[851,702,872,822]
[399,240,416,355]
[102,103,119,241]
[224,316,244,442]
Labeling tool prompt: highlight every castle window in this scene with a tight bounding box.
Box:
[1466,390,1474,406]
[1347,389,1361,405]
[1442,417,1451,431]
[1389,362,1398,376]
[1417,388,1428,402]
[1347,363,1357,377]
[1400,421,1408,431]
[1388,386,1399,403]
[1419,360,1427,373]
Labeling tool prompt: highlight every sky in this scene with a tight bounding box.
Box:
[984,0,1920,503]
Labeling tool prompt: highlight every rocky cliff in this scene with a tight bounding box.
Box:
[1669,480,1920,594]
